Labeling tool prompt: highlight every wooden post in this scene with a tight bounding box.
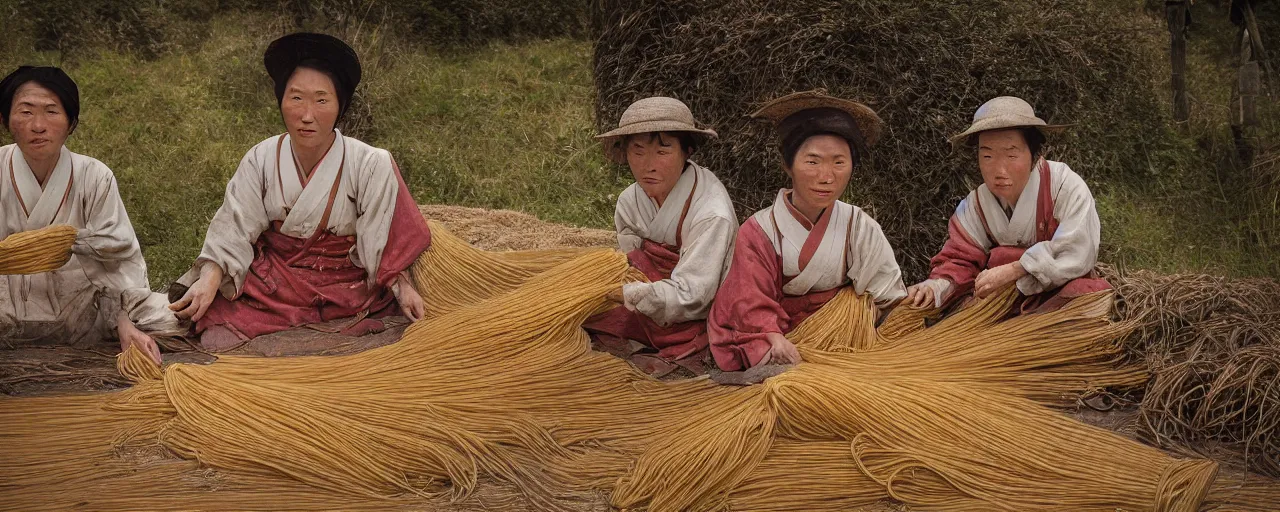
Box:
[1166,1,1190,122]
[1241,1,1275,94]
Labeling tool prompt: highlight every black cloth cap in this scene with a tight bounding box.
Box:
[0,66,80,133]
[778,107,866,168]
[263,33,362,120]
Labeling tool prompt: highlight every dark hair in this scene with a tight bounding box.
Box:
[1020,127,1046,158]
[623,131,700,156]
[277,58,351,121]
[782,132,861,170]
[0,66,80,134]
[777,108,865,169]
[968,127,1045,158]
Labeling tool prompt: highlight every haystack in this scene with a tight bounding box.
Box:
[593,0,1175,279]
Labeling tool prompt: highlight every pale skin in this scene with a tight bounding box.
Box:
[760,134,855,366]
[604,132,690,305]
[169,67,425,329]
[905,128,1034,307]
[7,82,161,363]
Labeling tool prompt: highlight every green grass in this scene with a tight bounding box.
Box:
[2,9,1275,288]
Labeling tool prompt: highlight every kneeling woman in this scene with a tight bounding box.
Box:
[708,91,906,371]
[171,34,431,349]
[584,97,737,372]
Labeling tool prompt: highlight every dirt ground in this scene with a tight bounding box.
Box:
[0,205,1267,511]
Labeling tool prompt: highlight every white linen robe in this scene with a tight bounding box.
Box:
[176,130,402,298]
[0,144,179,345]
[615,161,737,325]
[752,189,907,305]
[918,159,1102,306]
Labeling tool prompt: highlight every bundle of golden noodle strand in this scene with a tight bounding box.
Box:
[795,288,1147,405]
[763,363,1217,511]
[411,220,619,319]
[4,223,1277,511]
[0,224,76,274]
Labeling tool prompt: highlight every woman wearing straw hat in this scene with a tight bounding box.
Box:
[905,96,1109,314]
[584,97,737,376]
[0,66,181,364]
[707,90,906,371]
[169,33,432,350]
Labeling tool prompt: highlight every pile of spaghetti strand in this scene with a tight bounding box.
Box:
[2,221,1277,511]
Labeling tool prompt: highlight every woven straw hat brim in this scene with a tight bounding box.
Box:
[597,121,718,164]
[749,89,884,147]
[949,115,1070,147]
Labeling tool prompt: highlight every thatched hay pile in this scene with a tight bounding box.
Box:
[1108,267,1280,477]
[592,0,1176,279]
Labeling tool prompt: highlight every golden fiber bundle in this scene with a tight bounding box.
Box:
[0,224,76,275]
[2,223,1277,511]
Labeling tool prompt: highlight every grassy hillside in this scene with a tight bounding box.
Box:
[0,4,1275,287]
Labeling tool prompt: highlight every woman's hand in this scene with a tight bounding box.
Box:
[760,332,802,366]
[974,261,1028,299]
[170,262,222,322]
[393,273,425,322]
[117,312,161,365]
[905,282,937,308]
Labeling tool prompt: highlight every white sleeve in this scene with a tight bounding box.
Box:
[847,214,907,305]
[178,149,271,298]
[1018,167,1101,295]
[614,190,644,253]
[72,164,150,317]
[351,150,400,287]
[622,215,735,325]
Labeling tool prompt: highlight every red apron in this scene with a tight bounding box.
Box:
[196,136,431,340]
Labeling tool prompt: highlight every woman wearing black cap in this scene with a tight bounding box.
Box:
[707,90,906,372]
[170,33,432,350]
[0,66,180,364]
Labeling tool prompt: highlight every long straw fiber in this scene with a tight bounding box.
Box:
[2,221,1277,511]
[0,224,76,275]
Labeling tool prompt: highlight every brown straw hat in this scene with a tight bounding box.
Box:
[949,96,1068,147]
[749,89,884,147]
[597,97,718,164]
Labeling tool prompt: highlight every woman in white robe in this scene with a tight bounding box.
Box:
[584,97,737,374]
[170,33,431,350]
[905,96,1109,314]
[708,90,907,371]
[0,66,178,363]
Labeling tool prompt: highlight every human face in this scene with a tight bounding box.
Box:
[625,132,690,206]
[280,67,340,150]
[787,134,852,221]
[977,129,1034,205]
[7,82,70,163]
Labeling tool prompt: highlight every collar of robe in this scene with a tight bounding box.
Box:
[634,161,700,247]
[276,130,347,238]
[9,145,74,230]
[758,188,855,295]
[975,159,1042,247]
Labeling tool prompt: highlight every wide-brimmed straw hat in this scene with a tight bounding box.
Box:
[750,89,883,147]
[597,97,718,164]
[949,96,1068,147]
